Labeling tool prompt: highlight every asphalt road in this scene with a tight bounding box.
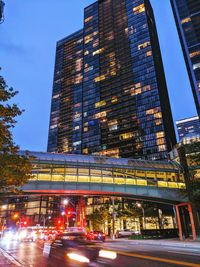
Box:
[0,239,200,267]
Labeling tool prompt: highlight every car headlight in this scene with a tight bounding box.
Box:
[67,252,90,263]
[99,250,117,260]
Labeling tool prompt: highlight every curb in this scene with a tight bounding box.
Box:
[107,239,200,250]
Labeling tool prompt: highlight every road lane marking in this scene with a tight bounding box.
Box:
[116,250,200,267]
[167,251,200,257]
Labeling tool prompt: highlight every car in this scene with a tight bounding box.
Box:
[18,229,35,242]
[44,231,116,266]
[86,231,106,242]
[115,229,140,238]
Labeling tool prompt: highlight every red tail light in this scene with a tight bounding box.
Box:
[102,234,106,237]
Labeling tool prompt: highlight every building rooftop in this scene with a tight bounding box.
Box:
[19,151,180,171]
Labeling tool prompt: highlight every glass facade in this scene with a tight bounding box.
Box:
[48,30,84,153]
[23,151,186,190]
[48,0,176,160]
[171,0,200,116]
[176,116,200,142]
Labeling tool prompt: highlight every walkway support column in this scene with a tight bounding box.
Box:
[176,203,197,241]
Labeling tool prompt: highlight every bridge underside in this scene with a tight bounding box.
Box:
[22,181,188,205]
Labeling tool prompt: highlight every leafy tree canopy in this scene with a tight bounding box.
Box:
[183,141,200,210]
[0,69,32,195]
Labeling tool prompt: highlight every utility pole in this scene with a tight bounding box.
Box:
[111,197,115,240]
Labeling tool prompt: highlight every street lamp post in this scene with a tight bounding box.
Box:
[62,198,76,227]
[136,203,146,230]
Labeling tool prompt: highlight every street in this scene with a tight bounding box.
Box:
[0,239,200,267]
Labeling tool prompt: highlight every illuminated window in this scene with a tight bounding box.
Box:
[146,51,152,57]
[84,16,93,23]
[133,83,141,89]
[111,96,118,103]
[95,100,106,108]
[98,148,119,157]
[84,34,93,44]
[74,74,82,84]
[146,109,154,115]
[53,94,60,99]
[84,50,89,55]
[83,148,88,154]
[94,111,107,119]
[133,4,145,14]
[143,85,151,91]
[85,66,93,73]
[155,119,162,126]
[156,132,164,138]
[181,17,191,24]
[74,126,80,130]
[84,127,88,132]
[158,145,166,152]
[73,141,81,146]
[156,138,165,145]
[93,48,104,56]
[138,41,150,50]
[146,108,160,115]
[94,75,106,82]
[119,132,133,140]
[75,59,82,72]
[154,112,162,119]
[131,88,142,96]
[108,120,118,131]
[193,63,200,70]
[190,51,200,58]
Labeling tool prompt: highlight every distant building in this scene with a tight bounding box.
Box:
[48,0,176,160]
[176,116,200,143]
[171,0,200,116]
[0,0,5,23]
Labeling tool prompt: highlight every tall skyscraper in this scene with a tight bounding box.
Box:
[48,0,176,160]
[176,116,200,143]
[171,0,200,116]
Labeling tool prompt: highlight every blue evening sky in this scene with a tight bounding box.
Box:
[0,0,197,151]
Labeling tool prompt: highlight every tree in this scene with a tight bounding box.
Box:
[0,69,32,195]
[177,141,200,238]
[86,206,111,231]
[185,142,200,212]
[117,202,140,229]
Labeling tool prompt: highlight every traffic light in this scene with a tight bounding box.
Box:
[67,211,72,216]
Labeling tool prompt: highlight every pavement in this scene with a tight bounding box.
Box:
[0,238,200,267]
[110,238,200,249]
[0,248,21,266]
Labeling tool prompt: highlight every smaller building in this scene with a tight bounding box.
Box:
[0,0,5,23]
[176,116,200,143]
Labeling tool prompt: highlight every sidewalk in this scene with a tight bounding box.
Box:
[0,248,21,266]
[110,238,200,249]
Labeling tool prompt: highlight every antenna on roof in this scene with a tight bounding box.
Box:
[0,0,5,24]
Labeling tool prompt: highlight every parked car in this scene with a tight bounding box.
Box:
[86,231,106,242]
[43,231,116,266]
[115,229,140,238]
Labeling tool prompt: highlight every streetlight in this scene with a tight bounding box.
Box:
[63,199,69,206]
[136,203,146,229]
[62,198,77,227]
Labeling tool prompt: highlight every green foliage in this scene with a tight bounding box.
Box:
[86,206,111,231]
[0,69,32,195]
[184,141,200,210]
[117,202,140,220]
